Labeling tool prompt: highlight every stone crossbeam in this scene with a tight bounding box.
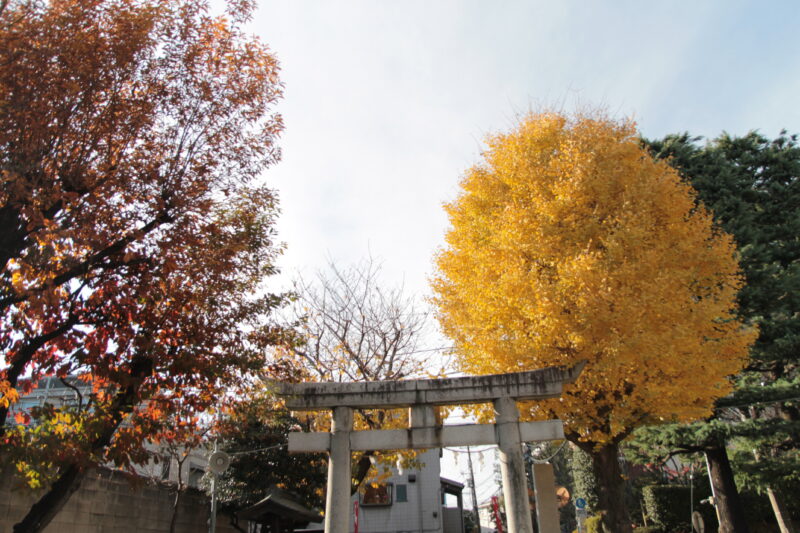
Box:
[288,419,564,452]
[274,362,585,410]
[274,362,586,533]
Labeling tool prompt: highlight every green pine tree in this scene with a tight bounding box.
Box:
[214,391,327,515]
[633,131,800,533]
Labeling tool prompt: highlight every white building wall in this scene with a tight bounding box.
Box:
[352,449,443,533]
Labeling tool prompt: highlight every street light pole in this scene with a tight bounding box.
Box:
[209,441,218,533]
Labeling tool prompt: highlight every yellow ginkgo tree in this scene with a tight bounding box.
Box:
[431,112,756,533]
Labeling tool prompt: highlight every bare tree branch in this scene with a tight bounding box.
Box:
[290,256,433,383]
[288,256,440,492]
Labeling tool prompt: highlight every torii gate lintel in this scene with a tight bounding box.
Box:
[274,362,585,533]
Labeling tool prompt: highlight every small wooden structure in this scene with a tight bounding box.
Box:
[237,486,321,533]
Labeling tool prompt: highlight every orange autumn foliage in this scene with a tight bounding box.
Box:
[0,0,287,492]
[432,112,756,446]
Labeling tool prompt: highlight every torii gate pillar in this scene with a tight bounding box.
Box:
[495,397,534,533]
[324,406,353,533]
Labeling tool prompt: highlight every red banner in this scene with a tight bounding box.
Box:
[353,500,359,533]
[491,495,504,533]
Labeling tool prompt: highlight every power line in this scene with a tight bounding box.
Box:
[531,440,568,463]
[446,446,496,454]
[472,472,497,489]
[228,443,287,456]
[391,345,455,357]
[714,395,800,411]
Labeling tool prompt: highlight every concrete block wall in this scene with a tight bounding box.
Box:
[0,468,242,533]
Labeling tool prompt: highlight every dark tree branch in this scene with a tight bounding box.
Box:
[0,209,172,311]
[0,315,80,432]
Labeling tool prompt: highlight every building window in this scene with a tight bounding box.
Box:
[360,483,393,506]
[188,465,205,488]
[395,484,408,503]
[160,456,172,480]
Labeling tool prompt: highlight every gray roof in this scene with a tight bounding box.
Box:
[238,486,321,524]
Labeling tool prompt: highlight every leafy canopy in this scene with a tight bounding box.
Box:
[0,0,286,482]
[646,131,800,379]
[432,112,755,446]
[215,387,327,512]
[630,131,800,503]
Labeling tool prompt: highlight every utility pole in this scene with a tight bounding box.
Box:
[209,441,218,533]
[690,463,694,530]
[524,443,535,491]
[466,446,480,532]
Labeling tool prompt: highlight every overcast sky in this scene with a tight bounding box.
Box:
[246,0,800,298]
[238,0,800,496]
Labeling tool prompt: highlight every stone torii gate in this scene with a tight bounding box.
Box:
[275,362,584,533]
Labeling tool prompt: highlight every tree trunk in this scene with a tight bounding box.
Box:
[751,448,796,533]
[351,451,373,494]
[12,464,84,533]
[766,487,796,533]
[705,446,749,533]
[170,484,182,533]
[170,456,186,533]
[590,443,631,533]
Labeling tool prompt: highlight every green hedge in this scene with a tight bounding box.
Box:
[642,484,715,532]
[642,485,690,531]
[582,516,664,533]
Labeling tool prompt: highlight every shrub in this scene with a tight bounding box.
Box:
[642,485,698,532]
[585,515,603,533]
[571,445,599,512]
